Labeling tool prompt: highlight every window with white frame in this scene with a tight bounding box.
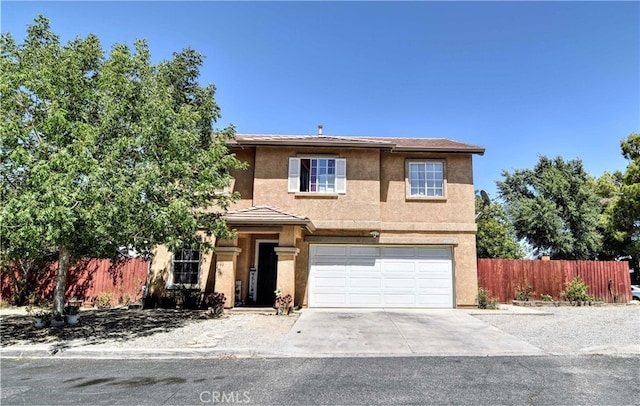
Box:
[213,167,231,195]
[288,157,346,193]
[407,160,445,197]
[172,246,200,285]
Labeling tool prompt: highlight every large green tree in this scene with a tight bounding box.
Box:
[475,191,524,259]
[497,156,601,259]
[0,16,244,312]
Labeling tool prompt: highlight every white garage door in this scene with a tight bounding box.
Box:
[308,245,454,308]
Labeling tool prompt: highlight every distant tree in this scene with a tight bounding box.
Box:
[594,171,627,261]
[475,192,524,259]
[601,134,640,267]
[497,156,601,259]
[0,16,245,312]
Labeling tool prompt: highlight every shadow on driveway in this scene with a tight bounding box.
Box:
[0,308,212,353]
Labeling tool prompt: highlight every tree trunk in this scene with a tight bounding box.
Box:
[53,246,71,313]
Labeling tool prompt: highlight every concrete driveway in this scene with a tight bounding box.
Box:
[282,308,545,357]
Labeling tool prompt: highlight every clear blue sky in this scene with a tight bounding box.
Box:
[3,1,638,199]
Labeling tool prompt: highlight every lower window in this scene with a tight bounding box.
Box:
[172,246,200,285]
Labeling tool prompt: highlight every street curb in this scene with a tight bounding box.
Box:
[0,347,275,360]
[3,344,637,359]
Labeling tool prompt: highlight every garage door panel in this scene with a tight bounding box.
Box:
[383,261,417,273]
[382,247,417,258]
[313,293,347,306]
[349,277,382,289]
[349,293,383,306]
[313,262,348,271]
[416,247,451,259]
[417,261,450,271]
[313,277,347,288]
[349,261,379,271]
[382,293,417,305]
[418,286,452,294]
[383,278,417,289]
[417,294,451,305]
[383,271,419,280]
[315,246,348,257]
[417,270,452,280]
[417,278,451,288]
[350,246,381,257]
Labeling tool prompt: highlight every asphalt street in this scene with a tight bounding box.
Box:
[1,356,638,405]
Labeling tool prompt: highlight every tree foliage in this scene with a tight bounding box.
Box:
[599,133,640,265]
[0,16,244,310]
[475,192,524,259]
[497,156,601,259]
[607,134,640,241]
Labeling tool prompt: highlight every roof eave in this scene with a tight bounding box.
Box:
[225,219,316,233]
[391,146,486,155]
[228,139,394,150]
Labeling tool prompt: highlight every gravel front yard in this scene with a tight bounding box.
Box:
[2,305,638,357]
[472,305,640,355]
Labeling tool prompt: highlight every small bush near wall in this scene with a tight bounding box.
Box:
[478,287,499,310]
[561,276,593,305]
[95,292,113,309]
[515,285,535,301]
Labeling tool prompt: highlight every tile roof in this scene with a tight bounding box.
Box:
[229,134,484,155]
[223,206,316,232]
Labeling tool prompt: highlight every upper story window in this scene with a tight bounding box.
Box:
[172,246,200,286]
[214,167,231,195]
[406,160,445,198]
[288,157,346,194]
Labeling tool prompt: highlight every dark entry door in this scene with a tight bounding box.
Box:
[256,242,278,306]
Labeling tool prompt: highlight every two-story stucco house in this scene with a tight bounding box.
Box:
[148,130,485,308]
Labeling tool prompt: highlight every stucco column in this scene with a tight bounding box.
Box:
[274,247,299,303]
[213,247,242,308]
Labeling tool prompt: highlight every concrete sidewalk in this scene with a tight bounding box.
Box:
[0,306,550,359]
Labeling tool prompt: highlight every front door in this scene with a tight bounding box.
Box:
[256,242,278,306]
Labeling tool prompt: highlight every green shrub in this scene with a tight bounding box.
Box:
[561,277,592,305]
[478,287,499,310]
[540,294,553,302]
[95,292,113,309]
[515,285,534,301]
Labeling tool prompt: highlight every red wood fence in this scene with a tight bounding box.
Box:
[1,258,149,306]
[477,259,631,303]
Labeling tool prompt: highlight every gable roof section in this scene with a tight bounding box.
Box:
[223,206,316,232]
[229,134,485,155]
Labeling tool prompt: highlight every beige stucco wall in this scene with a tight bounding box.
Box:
[380,152,476,225]
[147,245,172,299]
[230,147,476,228]
[229,148,255,210]
[453,232,479,307]
[233,146,381,225]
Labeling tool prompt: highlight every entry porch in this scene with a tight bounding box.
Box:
[213,206,315,308]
